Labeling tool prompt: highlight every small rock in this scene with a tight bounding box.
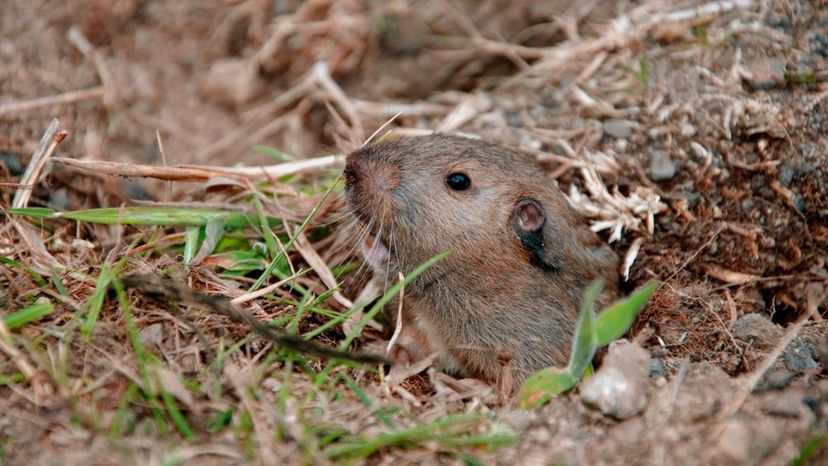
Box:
[0,149,23,176]
[732,314,782,350]
[70,239,96,252]
[505,112,522,128]
[534,428,551,444]
[580,340,650,420]
[138,323,165,350]
[48,188,70,211]
[756,370,794,392]
[777,163,796,187]
[201,58,264,107]
[818,337,828,367]
[649,358,665,377]
[602,119,633,139]
[782,339,818,373]
[742,57,787,90]
[800,144,817,161]
[718,419,751,463]
[648,149,677,181]
[122,180,152,201]
[610,417,647,445]
[501,411,536,431]
[650,345,669,358]
[761,395,807,418]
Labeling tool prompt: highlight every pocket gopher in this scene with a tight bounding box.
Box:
[344,134,619,387]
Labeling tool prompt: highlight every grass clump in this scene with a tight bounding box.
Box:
[518,281,657,409]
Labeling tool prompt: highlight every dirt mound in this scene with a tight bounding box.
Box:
[1,0,826,464]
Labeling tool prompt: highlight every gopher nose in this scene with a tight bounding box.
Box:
[344,153,374,193]
[344,148,400,222]
[343,158,360,190]
[344,149,399,195]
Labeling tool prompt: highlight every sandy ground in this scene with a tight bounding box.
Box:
[1,0,826,464]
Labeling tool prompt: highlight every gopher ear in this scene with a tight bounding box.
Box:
[514,198,546,232]
[512,198,556,272]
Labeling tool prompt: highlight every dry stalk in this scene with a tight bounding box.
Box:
[230,272,306,305]
[9,120,68,273]
[294,231,354,308]
[197,77,315,161]
[51,154,343,183]
[0,87,104,117]
[12,119,66,209]
[67,27,116,110]
[312,62,364,144]
[386,272,406,357]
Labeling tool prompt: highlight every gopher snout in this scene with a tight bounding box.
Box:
[344,147,401,226]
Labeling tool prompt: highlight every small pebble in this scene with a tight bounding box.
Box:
[580,340,650,420]
[649,358,665,378]
[0,150,23,176]
[201,58,264,107]
[138,323,165,350]
[732,314,781,350]
[756,370,794,392]
[501,411,536,431]
[782,339,817,373]
[48,188,70,211]
[718,419,751,462]
[761,395,807,418]
[777,163,795,187]
[602,119,633,139]
[649,149,677,181]
[742,57,787,90]
[818,338,828,366]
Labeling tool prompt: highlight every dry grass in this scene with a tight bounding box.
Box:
[1,0,826,464]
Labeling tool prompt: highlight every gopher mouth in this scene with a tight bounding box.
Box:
[360,234,391,271]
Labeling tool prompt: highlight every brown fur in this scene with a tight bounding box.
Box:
[344,134,619,387]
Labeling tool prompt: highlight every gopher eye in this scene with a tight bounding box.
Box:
[446,172,471,191]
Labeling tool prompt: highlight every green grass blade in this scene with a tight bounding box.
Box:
[791,431,827,466]
[340,373,392,427]
[517,367,578,410]
[568,280,602,380]
[0,373,26,385]
[182,226,201,264]
[208,409,234,434]
[250,178,339,292]
[8,206,281,228]
[4,301,53,330]
[155,368,195,440]
[113,279,169,436]
[110,383,138,437]
[81,266,113,340]
[251,197,281,261]
[5,207,55,218]
[594,281,657,346]
[202,214,227,256]
[254,145,295,161]
[325,415,478,459]
[50,267,69,296]
[340,251,450,350]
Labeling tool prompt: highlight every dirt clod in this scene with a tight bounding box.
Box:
[742,57,788,91]
[1,0,826,464]
[648,149,678,181]
[602,119,634,139]
[733,313,783,350]
[581,340,650,420]
[200,58,266,107]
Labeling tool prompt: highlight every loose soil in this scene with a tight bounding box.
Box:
[1,1,826,465]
